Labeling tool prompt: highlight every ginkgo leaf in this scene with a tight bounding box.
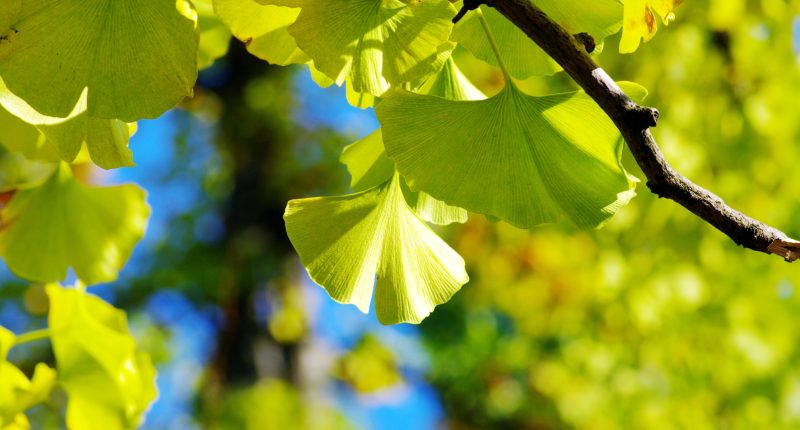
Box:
[340,129,395,192]
[36,114,135,171]
[620,0,682,53]
[340,128,469,226]
[0,150,56,192]
[453,2,621,79]
[287,0,456,96]
[344,41,459,109]
[0,164,150,285]
[195,0,232,70]
[0,0,198,121]
[0,73,135,170]
[308,62,335,88]
[339,57,486,193]
[346,80,377,110]
[406,191,469,226]
[213,0,308,66]
[0,327,57,429]
[46,284,157,430]
[284,173,469,325]
[416,56,485,101]
[377,82,648,229]
[0,105,58,162]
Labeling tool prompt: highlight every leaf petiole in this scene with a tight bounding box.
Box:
[13,328,51,347]
[476,8,511,82]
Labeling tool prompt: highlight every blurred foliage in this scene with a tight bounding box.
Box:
[209,379,354,430]
[334,334,402,394]
[421,1,800,429]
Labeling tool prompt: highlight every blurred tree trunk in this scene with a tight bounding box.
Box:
[206,42,299,391]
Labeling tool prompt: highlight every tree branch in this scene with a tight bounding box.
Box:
[484,0,800,262]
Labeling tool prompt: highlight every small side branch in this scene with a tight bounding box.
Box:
[486,0,800,261]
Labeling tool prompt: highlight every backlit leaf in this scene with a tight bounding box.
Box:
[340,129,468,225]
[288,0,456,96]
[213,0,308,66]
[195,0,232,70]
[284,173,468,325]
[0,0,198,121]
[0,164,150,285]
[47,285,157,430]
[340,129,395,193]
[0,327,56,429]
[0,71,134,170]
[377,82,647,229]
[416,56,485,101]
[0,104,58,162]
[0,149,56,192]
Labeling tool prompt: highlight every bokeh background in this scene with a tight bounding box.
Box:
[4,0,800,428]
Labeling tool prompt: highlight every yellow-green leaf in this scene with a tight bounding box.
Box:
[0,164,150,285]
[340,129,468,225]
[0,78,134,170]
[288,0,456,96]
[195,0,233,70]
[213,0,308,66]
[47,285,157,430]
[377,82,647,229]
[0,150,56,192]
[284,173,468,325]
[0,0,198,121]
[0,328,56,429]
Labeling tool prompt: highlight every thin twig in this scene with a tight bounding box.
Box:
[477,0,800,261]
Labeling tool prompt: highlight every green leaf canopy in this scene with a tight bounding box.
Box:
[377,82,646,229]
[284,173,468,325]
[47,285,157,430]
[0,0,198,121]
[287,0,456,96]
[0,164,150,284]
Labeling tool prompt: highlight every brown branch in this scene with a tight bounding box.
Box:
[482,0,800,262]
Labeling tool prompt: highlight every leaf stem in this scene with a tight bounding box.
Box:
[13,329,51,347]
[476,8,511,82]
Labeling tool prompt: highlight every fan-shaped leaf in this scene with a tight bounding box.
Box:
[377,82,647,229]
[0,0,198,121]
[47,285,157,430]
[0,164,150,284]
[284,174,468,325]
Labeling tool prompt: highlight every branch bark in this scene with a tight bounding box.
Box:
[485,0,800,262]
